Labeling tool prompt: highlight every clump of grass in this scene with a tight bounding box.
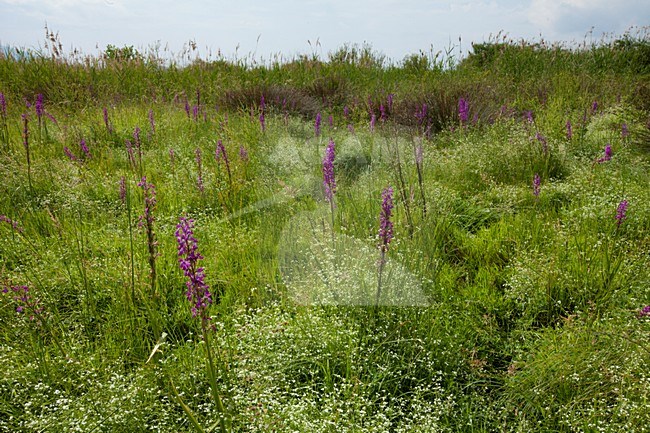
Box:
[502,311,650,431]
[0,92,8,150]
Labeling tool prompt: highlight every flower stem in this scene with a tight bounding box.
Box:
[376,248,386,308]
[168,378,207,433]
[203,326,229,433]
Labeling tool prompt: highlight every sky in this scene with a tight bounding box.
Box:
[1,0,648,63]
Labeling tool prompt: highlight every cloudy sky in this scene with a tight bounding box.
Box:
[1,0,648,62]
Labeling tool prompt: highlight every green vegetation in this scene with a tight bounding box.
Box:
[1,29,649,432]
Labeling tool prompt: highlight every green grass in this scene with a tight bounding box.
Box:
[1,31,650,432]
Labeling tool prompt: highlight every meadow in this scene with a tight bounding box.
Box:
[1,29,650,432]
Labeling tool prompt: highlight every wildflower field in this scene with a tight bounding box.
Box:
[1,31,650,432]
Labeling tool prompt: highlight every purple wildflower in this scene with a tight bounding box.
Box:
[0,92,6,117]
[148,109,155,135]
[215,140,232,184]
[639,305,650,318]
[132,126,143,164]
[184,99,191,118]
[622,123,629,139]
[533,173,541,197]
[137,177,157,228]
[315,112,322,136]
[133,126,141,148]
[322,138,336,203]
[458,98,469,124]
[615,200,628,227]
[348,124,355,134]
[64,146,77,161]
[525,110,534,123]
[125,140,136,167]
[103,107,112,133]
[343,106,350,119]
[215,140,226,161]
[260,94,265,112]
[597,144,612,163]
[8,285,26,313]
[195,148,204,193]
[379,186,394,253]
[0,215,23,232]
[137,177,158,292]
[379,103,386,122]
[3,285,43,319]
[239,145,248,162]
[387,93,394,112]
[591,100,598,114]
[566,119,573,140]
[192,105,199,121]
[80,138,90,159]
[35,94,44,122]
[370,113,376,132]
[328,114,333,128]
[605,144,613,159]
[175,217,213,320]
